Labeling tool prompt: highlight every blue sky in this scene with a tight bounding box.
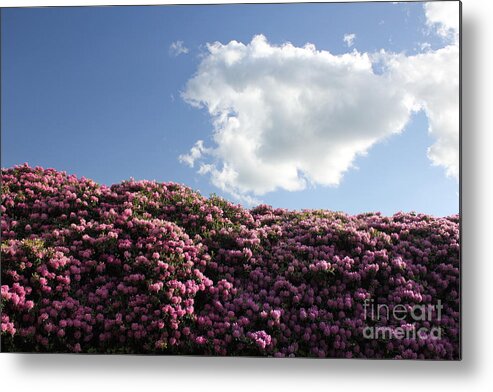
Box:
[1,2,459,216]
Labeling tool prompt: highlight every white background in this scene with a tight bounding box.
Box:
[0,0,491,391]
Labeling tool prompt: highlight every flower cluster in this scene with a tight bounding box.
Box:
[1,165,460,359]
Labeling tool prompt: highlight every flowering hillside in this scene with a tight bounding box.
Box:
[1,165,460,359]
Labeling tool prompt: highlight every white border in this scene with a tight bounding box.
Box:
[1,0,492,391]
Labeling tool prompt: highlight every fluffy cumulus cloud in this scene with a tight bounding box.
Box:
[386,44,459,179]
[180,2,459,203]
[183,36,413,196]
[424,1,459,43]
[169,40,189,56]
[388,1,459,179]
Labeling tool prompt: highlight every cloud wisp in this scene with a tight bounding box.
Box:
[343,33,356,47]
[179,3,459,204]
[169,40,189,56]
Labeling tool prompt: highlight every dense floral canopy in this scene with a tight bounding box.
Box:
[1,165,460,358]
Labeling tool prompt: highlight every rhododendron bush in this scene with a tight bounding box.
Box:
[0,165,460,359]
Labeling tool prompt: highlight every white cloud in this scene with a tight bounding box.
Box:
[178,140,207,167]
[179,4,459,203]
[181,35,412,198]
[169,40,189,56]
[386,43,459,179]
[424,1,459,43]
[343,33,356,48]
[419,42,432,52]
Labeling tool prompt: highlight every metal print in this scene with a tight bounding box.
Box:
[0,1,460,359]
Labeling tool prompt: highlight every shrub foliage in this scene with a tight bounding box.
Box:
[1,165,460,358]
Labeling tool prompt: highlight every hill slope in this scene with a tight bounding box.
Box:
[1,165,460,358]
